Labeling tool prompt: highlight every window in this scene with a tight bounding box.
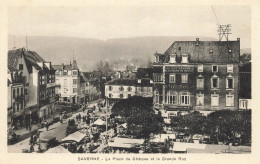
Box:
[226,94,234,107]
[63,71,67,75]
[109,93,112,98]
[128,94,131,98]
[73,88,77,93]
[141,87,144,92]
[41,75,45,85]
[72,71,78,76]
[212,65,218,72]
[64,88,68,93]
[181,54,188,63]
[120,94,123,99]
[169,74,176,83]
[198,65,203,72]
[210,49,213,53]
[49,75,52,83]
[169,54,176,63]
[73,79,77,85]
[227,64,233,73]
[17,103,19,111]
[119,86,124,91]
[211,94,219,106]
[178,47,181,51]
[13,89,15,98]
[137,79,141,83]
[196,93,204,106]
[197,78,204,89]
[19,64,23,70]
[181,92,190,105]
[109,86,112,91]
[229,49,232,53]
[240,100,248,109]
[226,78,234,89]
[21,88,23,96]
[182,74,188,83]
[167,90,177,104]
[64,79,67,86]
[128,87,132,91]
[17,88,19,97]
[211,78,219,88]
[153,73,163,82]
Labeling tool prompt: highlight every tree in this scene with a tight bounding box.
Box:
[126,110,164,151]
[111,96,153,118]
[104,62,110,72]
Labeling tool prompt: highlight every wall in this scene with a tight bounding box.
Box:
[105,85,136,99]
[26,67,39,107]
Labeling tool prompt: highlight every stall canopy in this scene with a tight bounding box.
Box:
[108,137,145,149]
[171,142,206,152]
[150,134,176,143]
[93,118,106,126]
[61,131,86,143]
[45,145,71,153]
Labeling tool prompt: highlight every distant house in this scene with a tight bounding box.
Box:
[239,62,251,110]
[53,60,84,105]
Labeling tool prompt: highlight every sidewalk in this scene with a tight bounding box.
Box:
[12,124,38,136]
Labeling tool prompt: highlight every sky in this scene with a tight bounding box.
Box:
[8,5,251,48]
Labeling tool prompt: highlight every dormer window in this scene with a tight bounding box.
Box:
[138,79,141,83]
[181,54,189,63]
[229,49,232,53]
[198,65,203,72]
[210,49,213,53]
[169,54,176,63]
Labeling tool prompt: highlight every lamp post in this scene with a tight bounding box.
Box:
[29,110,32,130]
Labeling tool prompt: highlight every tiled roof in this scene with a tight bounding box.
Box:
[8,64,18,72]
[106,79,136,86]
[136,68,153,79]
[8,48,24,69]
[164,40,240,63]
[25,51,45,63]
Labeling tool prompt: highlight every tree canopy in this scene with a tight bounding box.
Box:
[111,96,153,118]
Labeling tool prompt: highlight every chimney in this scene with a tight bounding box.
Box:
[196,38,199,46]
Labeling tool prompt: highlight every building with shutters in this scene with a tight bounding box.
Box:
[152,38,240,116]
[8,48,56,127]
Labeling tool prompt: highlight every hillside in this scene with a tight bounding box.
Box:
[8,35,250,71]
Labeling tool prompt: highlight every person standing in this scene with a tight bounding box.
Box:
[46,122,49,131]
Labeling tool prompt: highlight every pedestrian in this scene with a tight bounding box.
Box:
[30,144,34,152]
[30,134,34,145]
[33,135,37,144]
[46,122,49,131]
[29,125,32,131]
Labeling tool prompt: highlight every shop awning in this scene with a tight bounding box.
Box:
[61,131,86,143]
[45,145,71,153]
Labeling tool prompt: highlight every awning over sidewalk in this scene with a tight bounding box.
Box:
[93,118,106,126]
[45,145,71,153]
[61,131,86,143]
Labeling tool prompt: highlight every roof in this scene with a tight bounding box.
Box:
[113,137,144,145]
[155,40,240,63]
[45,145,71,153]
[8,48,24,69]
[93,118,105,126]
[61,131,86,143]
[171,142,206,152]
[106,79,136,86]
[150,134,176,143]
[136,68,153,79]
[8,65,18,72]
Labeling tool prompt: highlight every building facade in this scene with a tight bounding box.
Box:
[239,62,251,110]
[53,60,81,105]
[8,48,56,127]
[152,38,240,116]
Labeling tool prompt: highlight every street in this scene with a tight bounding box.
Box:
[8,99,105,153]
